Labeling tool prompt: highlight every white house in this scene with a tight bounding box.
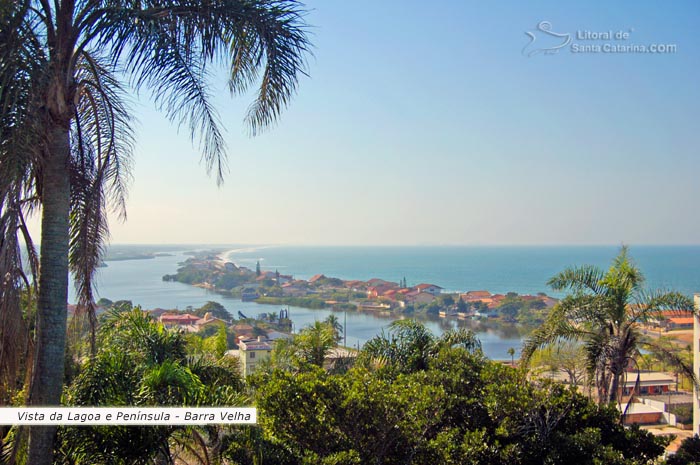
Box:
[415,283,443,296]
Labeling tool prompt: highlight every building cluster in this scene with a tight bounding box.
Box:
[156,309,293,376]
[157,312,229,333]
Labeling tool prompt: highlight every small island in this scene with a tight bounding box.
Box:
[162,251,559,325]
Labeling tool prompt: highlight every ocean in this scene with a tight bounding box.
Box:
[70,245,700,359]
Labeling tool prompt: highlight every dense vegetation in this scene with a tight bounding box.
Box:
[248,320,668,465]
[2,308,672,464]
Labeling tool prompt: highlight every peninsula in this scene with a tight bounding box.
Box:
[162,251,559,325]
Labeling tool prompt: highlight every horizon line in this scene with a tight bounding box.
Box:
[105,242,700,247]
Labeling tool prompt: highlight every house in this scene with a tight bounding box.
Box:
[366,278,395,287]
[415,283,443,296]
[195,313,227,329]
[281,282,308,297]
[159,313,201,328]
[405,291,436,304]
[309,274,326,283]
[647,309,692,328]
[460,291,495,306]
[367,284,398,299]
[665,316,694,330]
[462,290,491,301]
[256,271,277,282]
[622,372,675,396]
[344,280,366,290]
[237,337,273,375]
[619,402,666,425]
[383,289,398,299]
[232,323,255,341]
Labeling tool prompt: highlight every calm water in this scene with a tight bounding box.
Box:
[69,245,700,359]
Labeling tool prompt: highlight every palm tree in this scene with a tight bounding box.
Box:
[0,1,310,462]
[507,347,515,366]
[296,321,337,367]
[521,247,696,405]
[324,314,343,343]
[361,319,482,374]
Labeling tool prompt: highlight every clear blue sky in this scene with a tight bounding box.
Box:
[51,1,700,245]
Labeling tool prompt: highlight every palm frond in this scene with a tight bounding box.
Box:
[0,203,31,404]
[520,304,588,364]
[438,327,482,354]
[0,1,41,402]
[83,0,311,182]
[547,265,606,295]
[641,339,698,392]
[632,290,695,323]
[68,50,134,352]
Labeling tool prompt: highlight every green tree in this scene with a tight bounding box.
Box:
[360,319,481,375]
[58,308,244,464]
[203,324,229,358]
[522,246,696,404]
[667,435,700,465]
[0,2,310,462]
[507,347,515,365]
[529,341,588,387]
[324,314,344,343]
[456,296,468,313]
[472,301,488,312]
[498,301,521,321]
[252,342,667,465]
[194,301,231,320]
[96,298,113,307]
[296,321,337,367]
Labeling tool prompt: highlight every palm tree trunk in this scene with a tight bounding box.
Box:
[27,123,71,465]
[608,364,625,405]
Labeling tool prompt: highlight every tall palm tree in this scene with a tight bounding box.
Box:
[521,246,696,405]
[324,314,343,343]
[0,1,310,462]
[507,347,515,366]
